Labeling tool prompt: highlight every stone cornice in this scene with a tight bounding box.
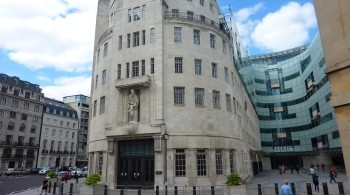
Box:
[115,75,151,90]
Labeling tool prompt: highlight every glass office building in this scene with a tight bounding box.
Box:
[237,34,343,169]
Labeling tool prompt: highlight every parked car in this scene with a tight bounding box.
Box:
[39,167,50,175]
[70,168,83,177]
[25,168,40,174]
[58,171,71,181]
[5,168,26,176]
[82,168,88,177]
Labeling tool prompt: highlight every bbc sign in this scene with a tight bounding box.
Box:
[274,146,293,152]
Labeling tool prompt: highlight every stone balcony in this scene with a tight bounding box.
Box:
[115,75,151,90]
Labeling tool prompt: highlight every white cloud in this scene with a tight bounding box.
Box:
[42,76,91,101]
[251,2,317,52]
[0,0,98,72]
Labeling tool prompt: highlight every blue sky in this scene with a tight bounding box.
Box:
[0,0,318,100]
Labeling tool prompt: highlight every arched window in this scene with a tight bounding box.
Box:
[50,140,55,151]
[64,141,68,150]
[57,141,62,151]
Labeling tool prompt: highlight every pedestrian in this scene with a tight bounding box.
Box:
[295,165,300,174]
[290,165,294,174]
[331,165,337,178]
[281,180,292,195]
[40,178,48,195]
[317,163,320,171]
[310,165,316,177]
[313,174,320,192]
[329,169,337,183]
[321,163,325,172]
[279,165,282,175]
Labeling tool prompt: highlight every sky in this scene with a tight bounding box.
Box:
[0,0,318,101]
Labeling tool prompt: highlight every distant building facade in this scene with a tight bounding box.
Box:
[63,95,90,167]
[314,0,350,183]
[88,0,261,187]
[37,98,78,168]
[0,73,44,169]
[237,35,342,169]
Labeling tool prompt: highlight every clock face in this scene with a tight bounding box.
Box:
[163,134,169,140]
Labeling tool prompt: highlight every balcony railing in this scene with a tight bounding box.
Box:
[164,11,231,37]
[0,141,40,147]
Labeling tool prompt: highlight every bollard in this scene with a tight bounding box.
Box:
[104,184,108,195]
[175,186,178,195]
[322,182,329,195]
[306,183,312,195]
[165,185,168,195]
[274,183,279,195]
[53,182,57,194]
[138,189,141,195]
[60,183,64,195]
[258,184,262,195]
[193,186,196,195]
[76,176,79,183]
[69,183,73,195]
[120,189,124,195]
[48,182,52,193]
[156,186,159,195]
[291,183,296,195]
[211,186,215,195]
[338,182,345,195]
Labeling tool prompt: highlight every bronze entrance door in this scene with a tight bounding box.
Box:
[117,139,154,187]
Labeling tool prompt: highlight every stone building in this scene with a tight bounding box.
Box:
[63,94,90,167]
[88,0,261,187]
[237,35,342,170]
[37,98,79,168]
[314,0,350,183]
[0,73,44,169]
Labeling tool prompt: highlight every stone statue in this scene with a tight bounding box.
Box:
[128,89,139,122]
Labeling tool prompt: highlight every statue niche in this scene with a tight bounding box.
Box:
[127,89,139,122]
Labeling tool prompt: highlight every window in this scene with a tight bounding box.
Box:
[73,123,76,128]
[25,92,30,99]
[142,5,146,19]
[6,135,13,144]
[175,57,183,73]
[64,141,68,150]
[118,35,122,50]
[8,122,15,130]
[0,121,2,129]
[174,27,182,43]
[52,129,56,137]
[226,94,232,112]
[24,102,29,110]
[60,121,64,126]
[1,85,8,93]
[66,131,69,139]
[9,111,16,119]
[187,11,193,19]
[14,89,20,96]
[128,9,132,22]
[97,49,100,63]
[150,58,155,74]
[212,63,217,78]
[233,97,237,114]
[126,63,130,78]
[224,67,229,82]
[30,125,37,133]
[43,140,47,149]
[133,31,140,47]
[127,33,131,48]
[0,97,6,105]
[229,150,235,173]
[210,34,216,48]
[142,30,146,45]
[150,28,155,44]
[57,141,62,151]
[216,149,223,175]
[66,122,70,127]
[197,150,207,176]
[133,6,141,21]
[200,0,204,6]
[103,42,108,57]
[223,40,227,54]
[44,128,49,136]
[172,9,179,17]
[0,109,3,117]
[132,61,139,77]
[95,75,98,89]
[34,105,39,112]
[100,96,105,113]
[71,142,75,151]
[195,88,204,106]
[213,90,220,109]
[195,59,202,75]
[72,132,75,139]
[32,115,38,123]
[141,60,145,75]
[117,64,121,79]
[174,87,185,105]
[19,124,26,132]
[175,149,186,177]
[93,100,97,116]
[209,3,213,11]
[59,130,63,138]
[12,100,18,108]
[50,140,55,150]
[98,152,103,175]
[193,29,200,45]
[102,70,106,84]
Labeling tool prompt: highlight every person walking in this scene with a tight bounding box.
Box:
[40,178,48,195]
[321,163,325,172]
[331,165,337,178]
[295,165,300,174]
[313,174,320,192]
[281,180,292,195]
[317,163,320,171]
[329,169,337,183]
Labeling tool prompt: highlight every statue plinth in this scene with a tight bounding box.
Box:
[125,121,139,135]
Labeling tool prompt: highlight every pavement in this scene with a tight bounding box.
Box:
[7,169,350,195]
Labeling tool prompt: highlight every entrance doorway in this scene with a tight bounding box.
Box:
[117,139,154,187]
[271,156,303,170]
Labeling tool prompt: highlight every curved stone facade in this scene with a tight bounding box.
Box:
[237,35,342,169]
[88,0,261,187]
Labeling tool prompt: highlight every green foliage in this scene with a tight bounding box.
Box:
[85,173,102,187]
[226,173,242,186]
[47,170,57,178]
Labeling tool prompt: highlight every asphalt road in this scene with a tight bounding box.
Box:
[0,174,44,195]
